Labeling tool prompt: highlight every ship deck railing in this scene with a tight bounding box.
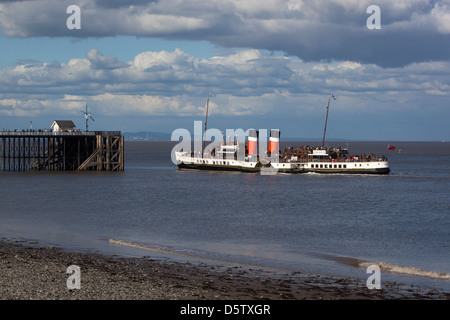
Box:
[280,157,387,164]
[177,152,387,164]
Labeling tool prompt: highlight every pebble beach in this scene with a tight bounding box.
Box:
[0,238,448,300]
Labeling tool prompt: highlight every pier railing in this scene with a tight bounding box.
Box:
[0,131,120,137]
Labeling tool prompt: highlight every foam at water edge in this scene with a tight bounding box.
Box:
[108,239,290,271]
[359,261,450,280]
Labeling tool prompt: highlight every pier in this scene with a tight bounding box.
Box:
[0,131,124,172]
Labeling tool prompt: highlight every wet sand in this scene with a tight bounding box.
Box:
[0,238,448,300]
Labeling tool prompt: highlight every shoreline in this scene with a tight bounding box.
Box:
[0,238,448,300]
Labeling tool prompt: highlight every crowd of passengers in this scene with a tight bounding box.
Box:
[281,145,387,162]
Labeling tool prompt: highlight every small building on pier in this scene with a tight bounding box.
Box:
[51,120,76,132]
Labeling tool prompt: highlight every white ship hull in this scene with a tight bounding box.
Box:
[175,152,390,174]
[272,160,390,174]
[175,152,260,172]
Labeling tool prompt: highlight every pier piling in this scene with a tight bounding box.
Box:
[0,131,124,172]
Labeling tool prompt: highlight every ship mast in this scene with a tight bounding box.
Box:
[322,94,334,149]
[202,96,210,156]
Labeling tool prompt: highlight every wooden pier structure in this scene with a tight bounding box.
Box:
[0,131,124,172]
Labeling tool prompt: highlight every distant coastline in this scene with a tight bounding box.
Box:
[123,131,446,143]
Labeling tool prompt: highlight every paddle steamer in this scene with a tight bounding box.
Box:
[175,95,390,174]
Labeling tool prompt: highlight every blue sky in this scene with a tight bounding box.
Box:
[0,36,217,67]
[1,0,449,141]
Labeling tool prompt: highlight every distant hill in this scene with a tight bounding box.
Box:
[123,131,172,141]
[123,131,381,142]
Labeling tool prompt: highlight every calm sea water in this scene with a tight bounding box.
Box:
[0,141,449,292]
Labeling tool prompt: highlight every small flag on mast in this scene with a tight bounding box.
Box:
[331,93,336,100]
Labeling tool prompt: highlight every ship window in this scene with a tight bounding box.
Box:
[338,164,342,168]
[320,164,323,168]
[334,164,337,168]
[343,164,347,168]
